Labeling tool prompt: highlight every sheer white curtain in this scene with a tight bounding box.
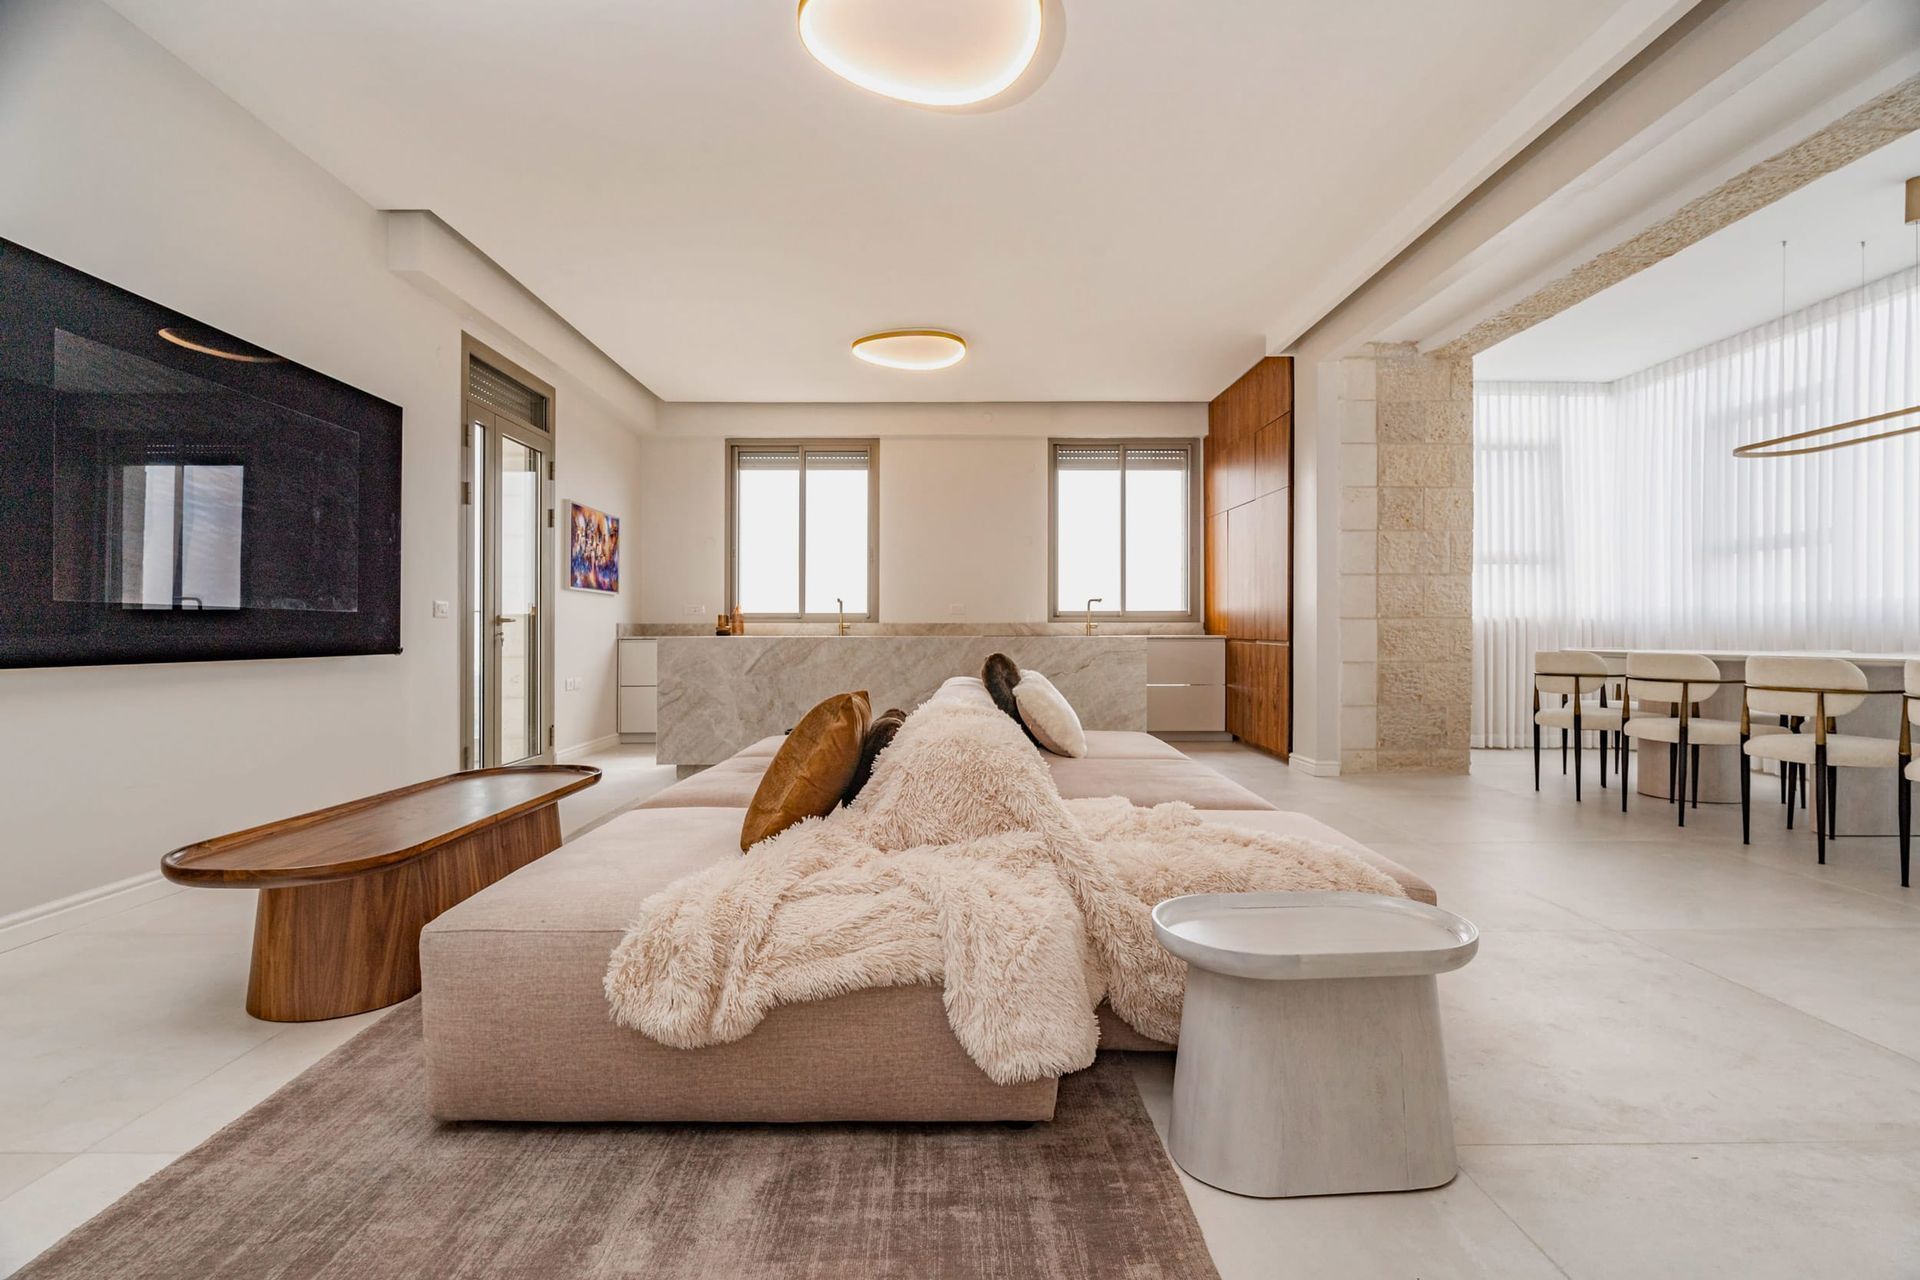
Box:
[1473,267,1920,747]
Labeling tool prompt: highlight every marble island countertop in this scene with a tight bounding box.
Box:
[653,633,1155,765]
[619,621,1206,638]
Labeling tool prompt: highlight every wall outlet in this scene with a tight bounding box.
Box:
[683,604,703,618]
[948,603,965,617]
[431,599,451,619]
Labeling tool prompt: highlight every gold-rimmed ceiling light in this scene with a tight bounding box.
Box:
[851,329,967,370]
[798,0,1043,108]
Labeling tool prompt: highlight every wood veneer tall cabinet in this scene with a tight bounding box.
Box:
[1203,356,1292,758]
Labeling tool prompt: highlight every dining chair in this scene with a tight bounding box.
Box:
[1533,651,1623,801]
[1619,652,1768,827]
[1741,655,1902,874]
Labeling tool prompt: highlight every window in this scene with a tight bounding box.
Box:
[728,440,877,619]
[1050,440,1197,619]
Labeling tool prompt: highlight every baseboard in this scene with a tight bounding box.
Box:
[557,732,622,762]
[0,870,176,952]
[1288,754,1341,778]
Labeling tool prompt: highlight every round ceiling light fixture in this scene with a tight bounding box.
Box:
[798,0,1045,108]
[850,329,967,371]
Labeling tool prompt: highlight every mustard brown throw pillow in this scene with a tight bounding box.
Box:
[741,691,871,851]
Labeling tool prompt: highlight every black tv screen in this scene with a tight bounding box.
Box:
[0,240,402,669]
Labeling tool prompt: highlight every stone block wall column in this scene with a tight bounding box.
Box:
[1337,343,1472,773]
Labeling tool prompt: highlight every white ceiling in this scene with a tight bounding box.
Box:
[106,0,1654,402]
[1476,128,1920,383]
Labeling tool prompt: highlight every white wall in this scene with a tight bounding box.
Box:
[0,0,655,917]
[640,402,1204,624]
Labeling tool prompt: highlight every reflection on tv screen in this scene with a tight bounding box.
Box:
[0,238,401,669]
[49,330,361,613]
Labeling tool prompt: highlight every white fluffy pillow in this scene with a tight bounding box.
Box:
[1013,670,1087,758]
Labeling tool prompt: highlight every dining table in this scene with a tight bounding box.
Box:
[1588,649,1909,837]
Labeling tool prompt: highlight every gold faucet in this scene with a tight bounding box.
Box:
[836,597,849,637]
[1084,597,1103,636]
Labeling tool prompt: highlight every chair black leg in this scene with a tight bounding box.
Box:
[1815,744,1829,865]
[1779,718,1789,802]
[1622,736,1631,813]
[1740,737,1751,845]
[1562,729,1568,774]
[1574,715,1584,802]
[1828,767,1839,835]
[1900,769,1911,889]
[1690,744,1701,809]
[1668,744,1678,804]
[1677,729,1689,829]
[1599,727,1608,789]
[1800,762,1807,809]
[1533,724,1541,791]
[1787,763,1797,830]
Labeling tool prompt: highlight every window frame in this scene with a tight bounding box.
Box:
[725,438,880,622]
[1046,437,1202,623]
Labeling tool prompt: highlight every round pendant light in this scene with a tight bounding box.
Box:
[798,0,1044,108]
[851,329,967,370]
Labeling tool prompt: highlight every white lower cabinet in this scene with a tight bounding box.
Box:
[1146,637,1227,733]
[617,638,658,740]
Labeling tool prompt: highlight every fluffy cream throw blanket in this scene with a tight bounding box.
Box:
[604,695,1403,1085]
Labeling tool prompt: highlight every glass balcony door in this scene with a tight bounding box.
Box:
[463,396,554,769]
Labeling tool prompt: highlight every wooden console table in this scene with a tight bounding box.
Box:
[162,766,599,1022]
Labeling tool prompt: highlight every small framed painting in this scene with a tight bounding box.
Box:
[566,501,620,593]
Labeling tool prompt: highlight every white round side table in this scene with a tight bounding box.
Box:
[1152,890,1479,1198]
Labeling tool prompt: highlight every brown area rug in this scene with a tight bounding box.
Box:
[17,1000,1218,1279]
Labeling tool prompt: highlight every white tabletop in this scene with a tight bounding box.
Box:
[1152,891,1479,981]
[1588,648,1913,667]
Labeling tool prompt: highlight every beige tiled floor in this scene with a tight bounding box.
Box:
[3,744,1917,1278]
[0,743,673,1276]
[1150,743,1920,1279]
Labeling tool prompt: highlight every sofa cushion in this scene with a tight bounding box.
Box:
[1046,756,1276,810]
[637,757,767,810]
[1080,731,1187,761]
[1197,809,1437,905]
[740,690,870,851]
[1014,670,1087,758]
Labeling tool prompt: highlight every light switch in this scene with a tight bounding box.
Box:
[431,600,451,619]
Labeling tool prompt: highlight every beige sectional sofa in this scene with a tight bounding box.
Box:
[420,717,1433,1123]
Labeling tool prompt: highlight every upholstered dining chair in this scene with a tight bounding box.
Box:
[1533,650,1623,801]
[1619,652,1760,827]
[1741,655,1902,874]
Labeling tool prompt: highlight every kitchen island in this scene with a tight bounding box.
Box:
[655,635,1150,765]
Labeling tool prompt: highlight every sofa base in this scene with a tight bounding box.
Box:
[422,929,1058,1122]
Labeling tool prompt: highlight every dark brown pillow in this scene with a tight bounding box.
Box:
[741,691,871,851]
[843,707,908,804]
[981,652,1039,745]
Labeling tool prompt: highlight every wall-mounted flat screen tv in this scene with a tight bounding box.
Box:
[0,240,403,669]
